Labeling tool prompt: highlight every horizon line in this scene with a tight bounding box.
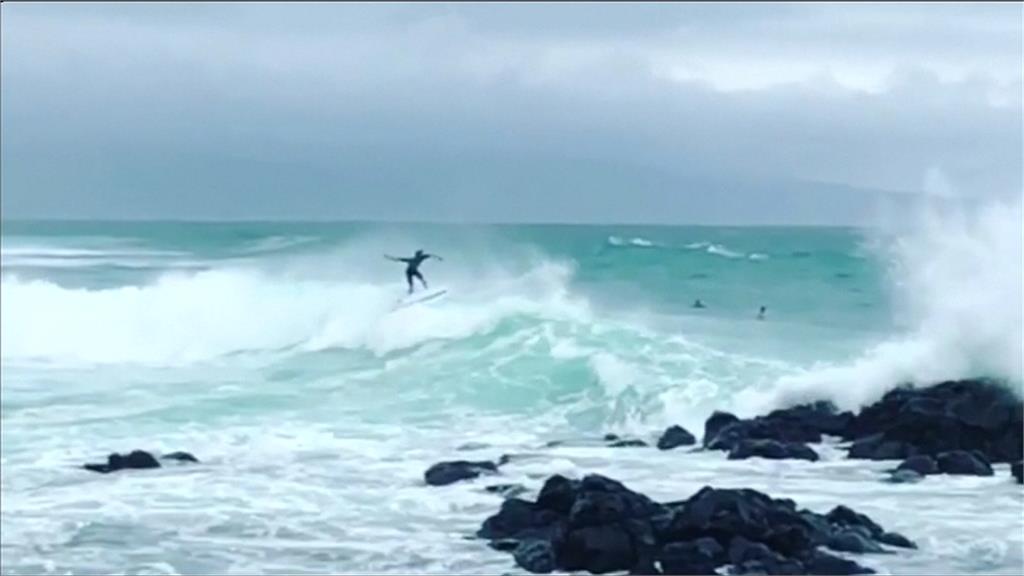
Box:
[0,216,870,229]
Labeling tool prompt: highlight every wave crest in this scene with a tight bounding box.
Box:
[0,259,588,365]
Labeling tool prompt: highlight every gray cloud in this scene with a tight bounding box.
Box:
[1,3,1020,223]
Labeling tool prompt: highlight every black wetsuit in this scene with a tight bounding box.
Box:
[400,253,431,292]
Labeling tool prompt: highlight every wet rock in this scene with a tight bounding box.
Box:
[878,531,916,549]
[537,475,580,516]
[478,498,565,542]
[703,402,853,454]
[727,439,819,462]
[514,539,556,573]
[886,469,923,484]
[661,486,813,547]
[569,490,629,528]
[478,474,908,575]
[161,451,199,463]
[732,559,806,574]
[895,455,937,476]
[847,435,914,460]
[82,450,161,474]
[560,524,636,574]
[846,434,882,459]
[703,411,741,447]
[762,401,854,437]
[704,422,748,452]
[728,535,780,564]
[764,523,816,558]
[487,484,528,499]
[480,475,659,574]
[797,510,833,547]
[658,537,724,575]
[935,450,993,476]
[657,425,697,451]
[874,441,915,460]
[728,535,804,574]
[827,528,884,553]
[570,475,663,524]
[622,518,659,574]
[805,550,876,575]
[609,439,649,448]
[424,460,498,486]
[825,506,884,540]
[844,379,1023,464]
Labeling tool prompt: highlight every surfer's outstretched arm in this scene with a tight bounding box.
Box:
[385,255,412,263]
[427,254,443,261]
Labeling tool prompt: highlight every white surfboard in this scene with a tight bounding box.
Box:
[392,288,448,311]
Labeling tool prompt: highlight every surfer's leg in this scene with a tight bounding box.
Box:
[413,270,427,289]
[405,270,415,294]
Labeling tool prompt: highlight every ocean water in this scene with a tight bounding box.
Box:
[1,214,1021,575]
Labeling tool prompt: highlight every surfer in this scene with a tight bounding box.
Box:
[385,249,442,294]
[757,305,766,320]
[692,299,706,309]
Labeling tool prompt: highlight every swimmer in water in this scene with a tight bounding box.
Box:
[757,306,766,320]
[693,299,706,309]
[385,249,443,294]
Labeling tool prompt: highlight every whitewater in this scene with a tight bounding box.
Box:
[1,207,1021,574]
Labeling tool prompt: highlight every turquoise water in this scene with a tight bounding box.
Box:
[2,220,1021,574]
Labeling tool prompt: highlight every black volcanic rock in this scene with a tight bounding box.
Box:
[703,402,854,453]
[424,460,499,486]
[477,473,899,574]
[935,450,994,476]
[843,379,1022,464]
[83,450,185,474]
[657,425,697,451]
[161,451,199,463]
[727,439,819,462]
[895,455,938,476]
[609,439,649,448]
[659,537,724,575]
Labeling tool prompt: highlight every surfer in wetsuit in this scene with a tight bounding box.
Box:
[385,249,442,294]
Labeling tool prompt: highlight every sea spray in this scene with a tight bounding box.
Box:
[735,198,1024,414]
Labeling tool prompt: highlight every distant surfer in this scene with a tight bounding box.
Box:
[385,249,442,294]
[757,305,766,320]
[693,299,706,309]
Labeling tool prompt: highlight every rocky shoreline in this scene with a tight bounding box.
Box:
[429,378,1022,574]
[79,378,1022,574]
[476,473,913,575]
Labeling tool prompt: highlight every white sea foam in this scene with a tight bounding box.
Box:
[234,236,318,254]
[706,243,744,259]
[684,241,749,259]
[736,198,1024,413]
[0,257,589,364]
[1,243,193,271]
[607,236,656,248]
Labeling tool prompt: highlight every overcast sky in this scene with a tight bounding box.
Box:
[1,3,1021,223]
